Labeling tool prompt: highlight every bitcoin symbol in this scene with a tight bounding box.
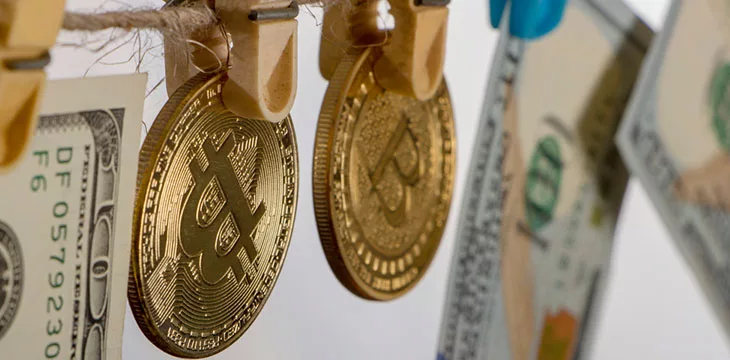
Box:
[369,114,422,227]
[181,133,266,284]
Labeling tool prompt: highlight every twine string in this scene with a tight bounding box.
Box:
[62,0,337,34]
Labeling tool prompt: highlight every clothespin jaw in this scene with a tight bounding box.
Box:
[0,0,65,173]
[374,0,449,101]
[163,0,211,94]
[319,0,448,101]
[163,0,298,123]
[163,25,229,95]
[319,0,383,81]
[489,0,567,40]
[217,0,298,122]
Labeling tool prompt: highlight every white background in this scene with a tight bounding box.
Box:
[50,0,730,358]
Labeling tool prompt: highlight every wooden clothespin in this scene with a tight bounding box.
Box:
[0,0,65,173]
[319,0,449,101]
[163,0,298,123]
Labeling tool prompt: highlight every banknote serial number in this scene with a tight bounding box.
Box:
[31,147,74,358]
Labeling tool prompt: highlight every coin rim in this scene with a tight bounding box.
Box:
[0,220,22,341]
[312,47,456,301]
[127,71,299,358]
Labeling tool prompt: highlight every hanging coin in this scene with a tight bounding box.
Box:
[313,46,456,301]
[128,72,298,358]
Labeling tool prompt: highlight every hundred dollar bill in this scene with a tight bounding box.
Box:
[437,1,652,359]
[0,74,145,360]
[616,0,730,340]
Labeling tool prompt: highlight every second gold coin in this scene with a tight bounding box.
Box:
[313,48,456,301]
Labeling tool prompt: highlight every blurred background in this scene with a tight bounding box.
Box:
[51,0,729,358]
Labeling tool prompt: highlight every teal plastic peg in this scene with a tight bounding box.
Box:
[489,0,567,39]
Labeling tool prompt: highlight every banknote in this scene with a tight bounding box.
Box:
[437,1,652,359]
[0,74,145,359]
[616,0,730,340]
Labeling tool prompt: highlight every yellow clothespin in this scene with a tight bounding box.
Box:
[163,0,298,123]
[319,0,449,101]
[0,0,66,173]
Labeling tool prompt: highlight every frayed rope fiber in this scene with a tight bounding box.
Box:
[62,6,217,34]
[62,0,337,34]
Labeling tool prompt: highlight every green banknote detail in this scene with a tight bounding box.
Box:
[711,62,730,151]
[526,135,563,232]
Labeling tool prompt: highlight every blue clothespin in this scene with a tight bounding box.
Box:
[489,0,568,40]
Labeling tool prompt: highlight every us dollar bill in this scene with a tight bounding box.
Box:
[437,1,652,359]
[0,74,145,360]
[616,0,730,340]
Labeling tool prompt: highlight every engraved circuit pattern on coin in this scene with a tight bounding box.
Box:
[313,48,456,301]
[0,220,22,341]
[128,72,298,358]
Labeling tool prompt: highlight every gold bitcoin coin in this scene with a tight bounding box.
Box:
[313,48,456,301]
[128,72,298,358]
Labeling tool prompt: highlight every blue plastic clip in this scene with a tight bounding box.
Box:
[489,0,568,40]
